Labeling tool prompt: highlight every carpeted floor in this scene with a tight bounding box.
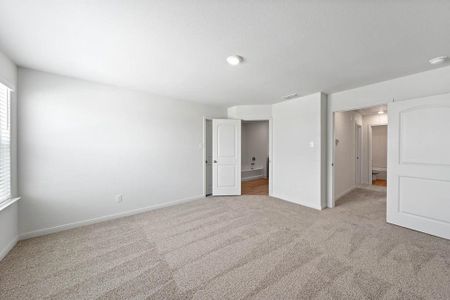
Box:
[1,188,449,299]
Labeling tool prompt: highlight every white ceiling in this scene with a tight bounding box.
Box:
[0,1,449,106]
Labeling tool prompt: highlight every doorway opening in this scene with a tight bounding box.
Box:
[330,95,449,239]
[370,124,387,187]
[332,104,388,204]
[204,117,272,197]
[204,118,213,196]
[241,120,269,195]
[241,121,269,195]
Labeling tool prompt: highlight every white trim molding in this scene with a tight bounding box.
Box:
[271,193,324,211]
[0,236,18,261]
[0,197,20,212]
[335,186,357,202]
[19,195,204,240]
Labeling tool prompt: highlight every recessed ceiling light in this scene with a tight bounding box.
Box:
[429,56,449,65]
[226,55,244,66]
[282,93,299,100]
[378,110,384,114]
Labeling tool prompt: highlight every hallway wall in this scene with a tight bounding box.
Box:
[334,110,362,199]
[361,114,388,184]
[372,125,387,169]
[272,92,327,210]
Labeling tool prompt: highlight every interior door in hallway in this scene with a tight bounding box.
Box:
[355,124,362,185]
[388,93,450,239]
[205,119,213,195]
[212,119,241,195]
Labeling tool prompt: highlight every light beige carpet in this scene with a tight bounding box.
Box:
[1,188,449,299]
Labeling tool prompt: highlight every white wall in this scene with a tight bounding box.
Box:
[241,121,269,176]
[361,113,388,184]
[327,65,450,207]
[272,93,327,210]
[334,111,362,199]
[0,51,16,90]
[227,105,272,120]
[0,50,18,261]
[371,125,387,169]
[17,68,225,238]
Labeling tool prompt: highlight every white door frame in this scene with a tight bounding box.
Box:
[204,117,273,196]
[240,119,273,194]
[268,119,273,195]
[202,117,213,197]
[328,111,336,207]
[240,118,273,196]
[368,123,388,184]
[328,102,391,208]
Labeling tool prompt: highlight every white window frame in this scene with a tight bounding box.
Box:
[0,82,15,210]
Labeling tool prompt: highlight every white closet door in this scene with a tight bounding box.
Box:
[205,120,213,195]
[387,93,450,239]
[212,119,241,196]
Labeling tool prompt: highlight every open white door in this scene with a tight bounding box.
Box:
[212,119,241,196]
[205,119,213,195]
[388,93,450,239]
[355,124,362,185]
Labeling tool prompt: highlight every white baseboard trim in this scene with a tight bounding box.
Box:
[0,236,18,261]
[271,193,323,210]
[241,175,265,182]
[0,197,21,212]
[335,186,357,201]
[19,195,204,240]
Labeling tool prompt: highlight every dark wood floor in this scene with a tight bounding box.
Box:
[372,179,387,187]
[241,178,268,195]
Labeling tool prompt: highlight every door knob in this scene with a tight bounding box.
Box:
[213,160,217,163]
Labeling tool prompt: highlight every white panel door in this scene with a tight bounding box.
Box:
[205,119,213,195]
[355,124,362,185]
[388,93,450,239]
[212,119,241,195]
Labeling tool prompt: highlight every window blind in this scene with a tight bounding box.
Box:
[0,82,11,203]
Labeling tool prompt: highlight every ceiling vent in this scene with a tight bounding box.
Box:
[282,93,299,100]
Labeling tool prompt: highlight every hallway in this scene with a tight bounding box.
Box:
[241,178,268,195]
